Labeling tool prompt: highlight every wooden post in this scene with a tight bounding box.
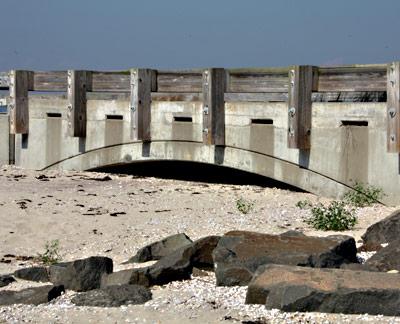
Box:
[9,70,33,134]
[130,69,156,141]
[67,70,92,137]
[387,62,400,152]
[287,66,315,149]
[202,68,226,145]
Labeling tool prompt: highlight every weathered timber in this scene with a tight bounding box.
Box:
[202,68,226,146]
[312,91,386,102]
[318,66,387,92]
[130,69,156,141]
[92,72,130,92]
[287,66,315,149]
[151,92,203,102]
[225,92,288,102]
[149,91,386,103]
[9,70,33,134]
[157,72,202,92]
[387,62,400,152]
[67,70,92,137]
[33,71,67,91]
[227,72,288,93]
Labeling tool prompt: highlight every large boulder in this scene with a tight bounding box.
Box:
[102,237,218,287]
[146,244,194,285]
[246,264,400,316]
[49,256,113,291]
[126,233,192,263]
[191,236,221,270]
[14,266,49,282]
[361,210,400,251]
[71,284,151,307]
[213,230,358,286]
[0,285,64,305]
[0,275,15,288]
[101,268,150,288]
[364,240,400,272]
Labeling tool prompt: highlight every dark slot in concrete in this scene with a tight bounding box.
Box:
[173,116,192,122]
[106,115,123,120]
[251,119,273,125]
[46,112,62,118]
[341,120,368,127]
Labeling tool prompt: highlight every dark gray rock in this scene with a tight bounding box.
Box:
[146,244,194,286]
[126,233,192,263]
[71,284,151,307]
[361,209,400,251]
[191,236,221,270]
[101,268,150,288]
[364,240,400,272]
[213,230,358,286]
[0,285,64,305]
[14,266,49,282]
[246,264,400,316]
[49,256,113,291]
[0,275,15,288]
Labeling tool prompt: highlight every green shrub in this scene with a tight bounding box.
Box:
[343,182,384,207]
[37,240,61,265]
[306,201,357,231]
[295,199,313,210]
[236,197,254,214]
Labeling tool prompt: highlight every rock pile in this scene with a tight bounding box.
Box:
[1,211,400,316]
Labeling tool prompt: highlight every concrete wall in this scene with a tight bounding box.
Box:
[12,94,400,205]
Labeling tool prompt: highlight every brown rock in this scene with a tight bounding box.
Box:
[213,230,358,286]
[246,264,400,316]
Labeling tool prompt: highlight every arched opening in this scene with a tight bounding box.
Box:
[92,160,304,191]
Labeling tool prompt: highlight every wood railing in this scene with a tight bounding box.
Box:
[1,62,398,152]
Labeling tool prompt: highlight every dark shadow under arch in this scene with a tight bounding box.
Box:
[93,160,304,191]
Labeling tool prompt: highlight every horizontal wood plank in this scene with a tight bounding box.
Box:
[33,71,67,91]
[317,68,387,92]
[225,92,288,102]
[91,72,130,92]
[228,73,288,93]
[157,72,203,92]
[151,92,203,102]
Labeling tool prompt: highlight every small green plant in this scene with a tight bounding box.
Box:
[236,197,254,214]
[343,182,384,207]
[306,201,357,231]
[295,199,313,210]
[37,240,61,265]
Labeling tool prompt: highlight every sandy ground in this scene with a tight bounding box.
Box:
[0,165,398,323]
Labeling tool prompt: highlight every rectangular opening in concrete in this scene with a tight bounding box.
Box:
[106,115,123,120]
[341,120,368,127]
[251,118,273,125]
[173,116,193,123]
[46,112,62,118]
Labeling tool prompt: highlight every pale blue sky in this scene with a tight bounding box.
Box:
[1,0,399,70]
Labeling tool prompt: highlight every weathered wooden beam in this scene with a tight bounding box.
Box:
[151,92,203,102]
[67,70,92,137]
[202,68,226,146]
[227,72,289,93]
[9,70,33,134]
[287,66,315,149]
[157,71,202,93]
[130,69,156,141]
[225,92,288,102]
[387,62,400,152]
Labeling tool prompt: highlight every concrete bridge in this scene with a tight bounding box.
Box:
[0,63,399,205]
